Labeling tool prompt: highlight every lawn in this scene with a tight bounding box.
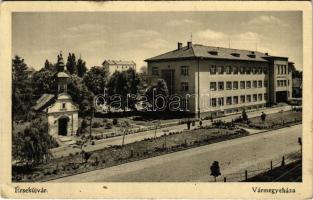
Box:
[12,126,248,182]
[236,110,302,130]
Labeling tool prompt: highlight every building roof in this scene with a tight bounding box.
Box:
[25,67,36,72]
[103,60,136,66]
[145,44,272,62]
[57,72,70,78]
[32,94,56,111]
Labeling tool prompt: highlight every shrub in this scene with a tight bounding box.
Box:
[105,122,112,129]
[112,118,118,125]
[92,122,101,128]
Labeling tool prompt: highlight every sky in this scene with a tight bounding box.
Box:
[12,11,302,71]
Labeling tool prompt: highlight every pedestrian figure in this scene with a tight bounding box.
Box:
[187,120,191,130]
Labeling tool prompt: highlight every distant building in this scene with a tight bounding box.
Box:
[33,53,79,137]
[145,41,293,118]
[102,60,136,75]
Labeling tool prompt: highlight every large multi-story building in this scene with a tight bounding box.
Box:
[145,41,293,118]
[102,60,136,75]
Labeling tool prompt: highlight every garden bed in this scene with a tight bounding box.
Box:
[12,126,248,182]
[234,110,302,130]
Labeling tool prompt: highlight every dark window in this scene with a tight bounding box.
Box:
[233,66,239,74]
[240,95,245,103]
[226,97,232,105]
[152,67,159,75]
[240,81,245,89]
[218,82,224,90]
[258,94,263,101]
[181,82,189,92]
[218,97,224,106]
[210,82,217,91]
[258,80,262,88]
[226,81,232,90]
[218,66,224,74]
[226,66,232,74]
[247,95,251,102]
[240,66,245,74]
[233,81,238,90]
[211,98,217,107]
[253,81,257,88]
[246,66,251,74]
[253,94,257,102]
[210,65,217,74]
[233,96,238,104]
[246,81,251,89]
[181,66,189,76]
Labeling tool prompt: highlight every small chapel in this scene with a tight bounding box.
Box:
[33,53,79,137]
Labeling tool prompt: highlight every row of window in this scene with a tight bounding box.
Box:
[277,80,289,87]
[151,65,269,76]
[210,65,268,75]
[209,80,268,91]
[210,93,268,107]
[277,65,289,75]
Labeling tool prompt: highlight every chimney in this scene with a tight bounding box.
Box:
[177,42,182,50]
[187,41,192,48]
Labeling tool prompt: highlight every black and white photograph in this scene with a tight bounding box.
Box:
[10,10,305,184]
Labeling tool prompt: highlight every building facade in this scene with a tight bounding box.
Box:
[102,60,136,75]
[33,54,79,137]
[145,42,293,118]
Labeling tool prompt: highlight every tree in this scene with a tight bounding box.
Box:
[242,109,248,121]
[44,59,56,71]
[145,79,169,110]
[67,75,94,116]
[76,57,87,77]
[106,69,141,111]
[12,116,57,167]
[66,53,77,74]
[210,161,221,182]
[12,55,34,120]
[261,112,266,122]
[83,66,109,96]
[32,68,58,98]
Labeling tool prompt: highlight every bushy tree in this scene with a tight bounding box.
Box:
[144,79,169,110]
[67,75,94,116]
[66,53,77,74]
[32,68,58,98]
[83,66,108,95]
[12,116,57,167]
[12,56,34,120]
[106,68,141,111]
[210,161,221,182]
[44,59,56,72]
[76,57,87,78]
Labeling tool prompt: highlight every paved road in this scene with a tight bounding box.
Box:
[50,124,301,182]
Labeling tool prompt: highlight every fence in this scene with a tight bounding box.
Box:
[221,150,301,182]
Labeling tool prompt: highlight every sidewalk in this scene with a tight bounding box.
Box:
[51,105,292,158]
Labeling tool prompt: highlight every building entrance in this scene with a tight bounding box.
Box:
[276,91,288,103]
[58,116,69,136]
